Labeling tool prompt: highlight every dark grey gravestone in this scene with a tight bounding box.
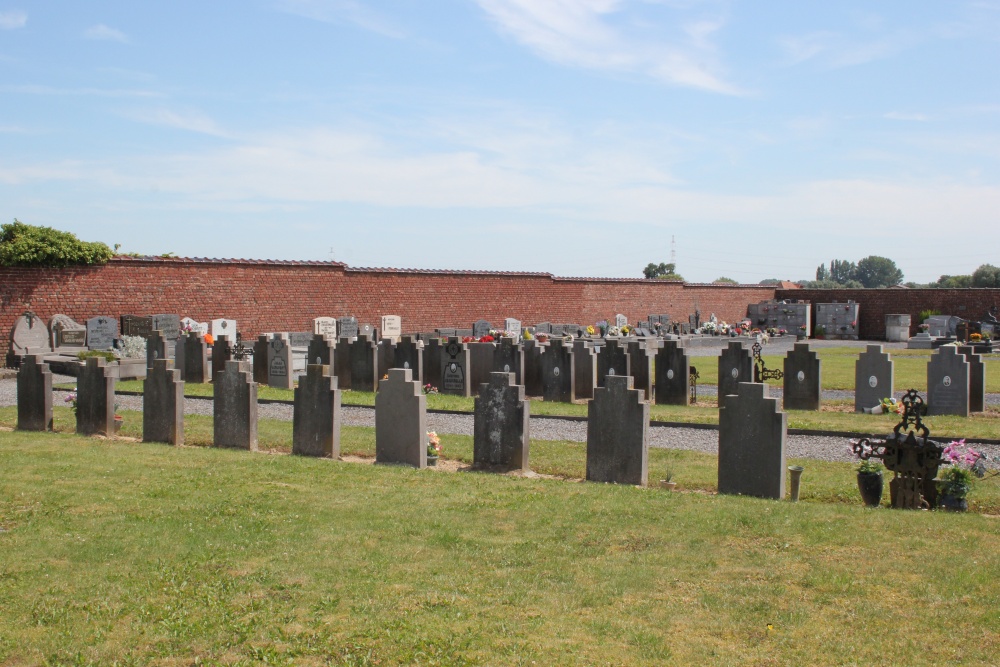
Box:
[76,357,117,436]
[718,341,753,399]
[213,360,258,450]
[350,335,379,392]
[472,320,491,338]
[393,335,424,384]
[288,332,312,348]
[474,372,529,470]
[307,334,336,367]
[375,368,427,468]
[146,330,168,369]
[267,334,294,390]
[522,339,545,396]
[468,342,496,396]
[253,335,270,384]
[958,346,985,413]
[424,338,443,389]
[151,314,180,341]
[596,339,629,388]
[540,339,574,402]
[180,332,210,384]
[436,328,457,337]
[441,338,471,397]
[927,346,970,416]
[334,337,353,390]
[212,335,233,382]
[16,354,52,431]
[718,382,787,500]
[626,340,654,401]
[86,316,118,351]
[338,317,359,339]
[292,364,341,458]
[377,339,395,378]
[493,337,523,384]
[573,340,597,400]
[854,344,893,412]
[535,322,552,334]
[143,358,184,445]
[586,375,649,486]
[655,340,690,406]
[782,342,821,411]
[120,315,153,338]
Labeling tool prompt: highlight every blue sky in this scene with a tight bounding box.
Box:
[1,1,998,284]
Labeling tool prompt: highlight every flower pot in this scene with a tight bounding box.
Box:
[660,480,676,491]
[787,466,804,502]
[857,471,883,507]
[937,494,967,512]
[112,415,124,435]
[426,455,438,467]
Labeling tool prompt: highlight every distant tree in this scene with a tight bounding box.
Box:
[759,278,782,286]
[829,259,857,284]
[972,264,1000,288]
[713,276,738,284]
[643,262,684,280]
[934,274,973,288]
[0,219,113,267]
[855,255,904,288]
[815,264,829,281]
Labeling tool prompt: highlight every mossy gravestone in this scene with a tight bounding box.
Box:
[718,382,786,500]
[375,368,427,468]
[292,364,341,458]
[586,375,649,486]
[474,372,530,470]
[76,357,117,436]
[143,359,184,445]
[17,354,52,431]
[654,340,689,406]
[214,360,258,451]
[718,341,753,399]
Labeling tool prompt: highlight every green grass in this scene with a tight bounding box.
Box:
[1,420,999,665]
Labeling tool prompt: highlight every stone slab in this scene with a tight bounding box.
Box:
[586,375,648,486]
[292,364,341,457]
[375,368,427,468]
[718,382,786,499]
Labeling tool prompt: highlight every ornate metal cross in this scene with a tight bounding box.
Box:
[752,342,783,383]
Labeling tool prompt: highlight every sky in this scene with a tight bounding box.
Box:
[1,1,998,284]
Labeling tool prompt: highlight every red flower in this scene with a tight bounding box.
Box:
[462,336,474,343]
[479,335,495,342]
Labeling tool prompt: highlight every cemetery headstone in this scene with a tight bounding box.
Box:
[472,319,492,339]
[927,346,970,417]
[423,338,443,389]
[120,315,153,338]
[143,358,184,445]
[350,334,379,392]
[614,314,628,328]
[493,337,523,384]
[375,368,427,468]
[534,322,552,335]
[381,315,402,340]
[377,339,394,377]
[10,312,51,360]
[288,332,313,348]
[76,357,117,436]
[180,332,210,384]
[885,314,911,342]
[468,341,496,396]
[49,314,87,349]
[718,382,787,499]
[253,335,270,384]
[359,323,375,339]
[522,339,545,396]
[292,364,341,458]
[782,342,821,411]
[573,340,597,400]
[267,334,295,390]
[212,335,233,382]
[307,334,336,368]
[441,338,471,397]
[654,340,690,406]
[213,360,258,450]
[211,318,237,340]
[854,344,894,412]
[957,346,986,413]
[586,375,649,486]
[334,337,353,390]
[626,340,653,400]
[16,354,52,431]
[180,317,208,335]
[474,372,530,469]
[393,335,424,383]
[146,330,168,369]
[540,339,574,402]
[504,318,522,335]
[718,341,753,398]
[151,314,181,341]
[86,316,118,351]
[313,317,338,337]
[596,339,629,387]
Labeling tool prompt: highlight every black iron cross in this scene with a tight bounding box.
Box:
[752,342,783,383]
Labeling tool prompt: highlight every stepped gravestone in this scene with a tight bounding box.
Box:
[441,338,471,397]
[212,335,232,382]
[146,330,168,369]
[350,334,379,392]
[654,340,689,406]
[16,354,52,431]
[423,337,443,389]
[586,375,648,486]
[468,342,496,396]
[393,335,424,383]
[474,372,530,469]
[375,368,427,468]
[783,342,821,410]
[307,334,336,368]
[957,346,986,413]
[854,345,894,412]
[573,340,598,400]
[626,341,654,400]
[540,339,574,402]
[180,332,210,383]
[927,346,970,417]
[522,339,545,396]
[718,341,753,399]
[334,337,353,390]
[76,357,117,436]
[377,339,394,378]
[292,364,341,457]
[253,335,270,384]
[143,358,184,445]
[267,334,294,390]
[596,339,629,388]
[718,382,787,499]
[493,337,523,384]
[213,360,258,450]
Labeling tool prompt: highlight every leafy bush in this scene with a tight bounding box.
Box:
[120,335,146,359]
[0,220,114,267]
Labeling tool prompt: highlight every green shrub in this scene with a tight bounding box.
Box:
[76,350,116,363]
[0,219,114,267]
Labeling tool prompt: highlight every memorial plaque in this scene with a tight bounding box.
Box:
[86,316,118,350]
[338,317,359,339]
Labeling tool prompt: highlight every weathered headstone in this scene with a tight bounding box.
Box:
[473,319,492,338]
[626,340,654,400]
[782,342,821,411]
[573,340,597,400]
[375,368,427,468]
[49,314,86,349]
[441,338,471,397]
[468,341,496,396]
[86,316,118,351]
[493,337,523,384]
[350,335,379,392]
[854,344,894,412]
[76,357,117,436]
[718,341,753,398]
[179,332,210,384]
[211,318,237,340]
[213,360,258,450]
[381,315,402,339]
[393,335,424,383]
[151,314,180,342]
[359,323,375,338]
[474,372,529,469]
[540,338,574,402]
[146,330,168,369]
[927,346,970,417]
[212,335,233,382]
[313,317,338,338]
[957,346,986,413]
[338,317,358,339]
[423,338,442,390]
[377,339,394,378]
[307,334,336,368]
[180,317,208,335]
[267,334,295,390]
[292,364,341,457]
[718,382,787,499]
[334,337,353,390]
[522,339,545,396]
[504,318,521,335]
[288,332,313,349]
[143,358,184,445]
[596,339,629,387]
[16,354,52,431]
[614,314,628,328]
[586,375,648,486]
[120,314,153,338]
[534,322,552,335]
[654,340,690,406]
[253,335,270,384]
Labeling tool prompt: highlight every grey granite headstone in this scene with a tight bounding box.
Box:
[522,339,545,396]
[782,342,821,411]
[334,337,354,390]
[146,330,168,369]
[534,322,552,334]
[854,344,893,412]
[718,341,753,398]
[377,339,394,378]
[393,335,424,384]
[307,334,336,368]
[718,382,786,499]
[143,358,184,445]
[16,354,52,431]
[596,339,629,388]
[180,332,210,384]
[957,346,986,413]
[76,357,117,436]
[293,364,341,458]
[86,316,118,351]
[253,335,270,384]
[288,331,313,349]
[468,341,496,396]
[440,338,471,397]
[359,323,374,338]
[474,372,529,469]
[540,339,575,402]
[626,340,654,400]
[213,360,258,450]
[572,340,597,400]
[267,334,294,390]
[654,340,690,406]
[349,334,379,392]
[473,320,491,338]
[180,317,208,335]
[422,338,443,389]
[586,375,648,486]
[927,346,970,417]
[212,335,233,382]
[375,368,427,468]
[493,337,523,385]
[151,314,180,341]
[49,314,85,349]
[338,317,359,339]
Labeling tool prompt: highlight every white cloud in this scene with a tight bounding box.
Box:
[84,24,129,43]
[120,108,230,137]
[476,0,742,94]
[884,111,929,122]
[275,0,405,38]
[0,10,26,29]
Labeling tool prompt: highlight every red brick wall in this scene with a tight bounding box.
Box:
[1,257,775,341]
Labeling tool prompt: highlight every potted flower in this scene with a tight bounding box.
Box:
[856,458,885,507]
[426,431,441,466]
[813,325,826,340]
[797,325,807,341]
[938,439,987,511]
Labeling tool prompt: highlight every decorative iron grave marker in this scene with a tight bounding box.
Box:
[689,365,699,405]
[852,389,945,510]
[752,341,783,384]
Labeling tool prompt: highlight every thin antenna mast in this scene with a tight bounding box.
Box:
[670,235,676,266]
